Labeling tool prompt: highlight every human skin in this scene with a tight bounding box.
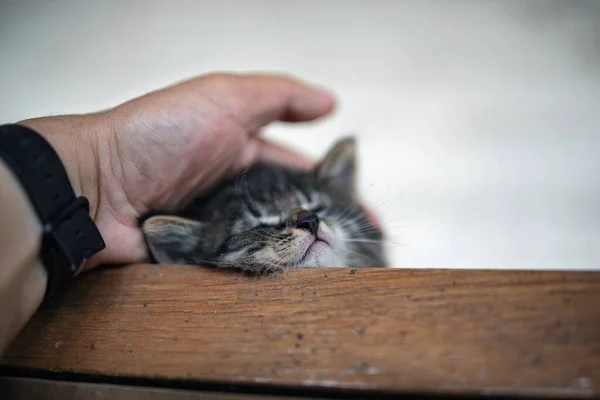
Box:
[1,72,385,353]
[20,73,338,269]
[0,73,338,352]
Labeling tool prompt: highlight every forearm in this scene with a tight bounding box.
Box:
[0,114,107,353]
[0,160,47,353]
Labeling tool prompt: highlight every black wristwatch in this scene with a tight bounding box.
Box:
[0,124,105,300]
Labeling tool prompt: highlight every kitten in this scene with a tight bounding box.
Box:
[142,137,387,271]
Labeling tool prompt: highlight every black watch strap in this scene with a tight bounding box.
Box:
[0,124,105,300]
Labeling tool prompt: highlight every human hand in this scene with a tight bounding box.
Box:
[20,73,336,268]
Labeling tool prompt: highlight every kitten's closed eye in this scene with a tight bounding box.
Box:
[254,215,284,228]
[310,205,326,214]
[142,136,387,271]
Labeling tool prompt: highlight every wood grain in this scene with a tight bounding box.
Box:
[1,265,599,398]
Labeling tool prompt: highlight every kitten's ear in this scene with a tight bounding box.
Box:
[314,136,357,197]
[142,216,204,265]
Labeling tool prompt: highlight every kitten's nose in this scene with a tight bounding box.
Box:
[295,210,320,235]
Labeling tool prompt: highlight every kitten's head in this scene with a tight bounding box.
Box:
[142,137,387,271]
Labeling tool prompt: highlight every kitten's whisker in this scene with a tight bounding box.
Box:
[344,238,407,247]
[381,217,409,225]
[336,203,361,222]
[252,233,279,241]
[337,246,370,266]
[341,239,386,244]
[327,203,359,225]
[342,221,380,231]
[374,193,405,210]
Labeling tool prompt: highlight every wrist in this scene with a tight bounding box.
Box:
[17,113,109,222]
[0,160,47,353]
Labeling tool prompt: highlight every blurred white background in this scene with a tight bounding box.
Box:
[1,0,599,270]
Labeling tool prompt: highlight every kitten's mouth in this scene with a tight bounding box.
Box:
[298,236,331,264]
[314,236,330,246]
[310,233,333,251]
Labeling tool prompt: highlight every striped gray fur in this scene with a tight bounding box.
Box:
[142,137,387,272]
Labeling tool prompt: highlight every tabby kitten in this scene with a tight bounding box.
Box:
[142,137,387,271]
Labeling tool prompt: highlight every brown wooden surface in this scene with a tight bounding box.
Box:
[1,265,600,398]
